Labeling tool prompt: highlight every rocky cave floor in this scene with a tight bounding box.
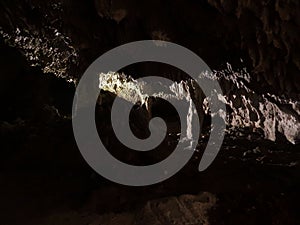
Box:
[1,110,299,225]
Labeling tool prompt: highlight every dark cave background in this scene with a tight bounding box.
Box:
[0,0,299,225]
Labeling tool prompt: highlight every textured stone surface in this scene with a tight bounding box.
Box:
[0,2,299,225]
[135,192,216,225]
[207,0,300,97]
[29,192,216,225]
[0,0,299,97]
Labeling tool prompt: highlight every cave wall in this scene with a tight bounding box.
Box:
[0,2,299,225]
[0,0,299,98]
[207,0,300,96]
